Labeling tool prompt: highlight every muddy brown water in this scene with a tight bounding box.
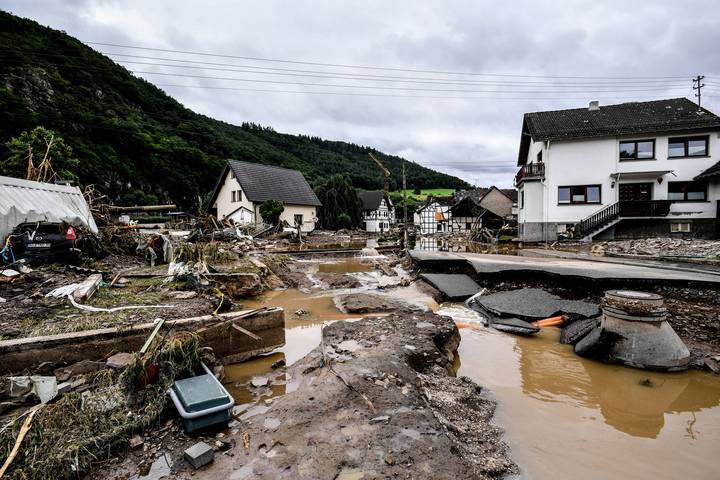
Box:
[223,259,720,480]
[443,305,720,480]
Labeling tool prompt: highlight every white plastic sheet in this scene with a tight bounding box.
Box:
[0,175,98,240]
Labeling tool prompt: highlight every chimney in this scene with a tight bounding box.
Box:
[589,100,600,111]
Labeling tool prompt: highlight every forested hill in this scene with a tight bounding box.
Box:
[0,11,470,209]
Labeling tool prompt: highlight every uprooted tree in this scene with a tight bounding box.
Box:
[3,126,79,182]
[259,199,284,226]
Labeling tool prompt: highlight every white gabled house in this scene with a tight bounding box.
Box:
[516,98,720,242]
[358,191,394,233]
[208,160,322,232]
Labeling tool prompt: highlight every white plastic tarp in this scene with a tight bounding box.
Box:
[0,175,98,240]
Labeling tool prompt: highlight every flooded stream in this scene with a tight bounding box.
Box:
[224,257,720,480]
[446,304,720,480]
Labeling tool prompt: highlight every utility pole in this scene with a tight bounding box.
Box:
[693,75,705,109]
[402,159,408,249]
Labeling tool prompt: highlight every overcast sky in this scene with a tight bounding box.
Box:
[4,1,720,187]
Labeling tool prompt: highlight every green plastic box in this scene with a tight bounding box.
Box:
[170,364,234,432]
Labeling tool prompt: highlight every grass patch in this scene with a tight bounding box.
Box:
[396,188,456,202]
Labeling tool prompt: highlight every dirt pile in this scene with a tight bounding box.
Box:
[202,312,516,479]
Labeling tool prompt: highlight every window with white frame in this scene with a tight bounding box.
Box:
[670,223,691,233]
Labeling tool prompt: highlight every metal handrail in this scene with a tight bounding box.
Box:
[515,163,545,184]
[574,200,674,238]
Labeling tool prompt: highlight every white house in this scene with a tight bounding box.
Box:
[414,196,453,234]
[208,160,322,232]
[516,98,720,242]
[358,191,394,233]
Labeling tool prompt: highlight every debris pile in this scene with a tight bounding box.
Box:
[467,288,600,335]
[598,238,720,259]
[0,332,201,479]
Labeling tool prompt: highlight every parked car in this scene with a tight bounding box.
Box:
[4,222,105,263]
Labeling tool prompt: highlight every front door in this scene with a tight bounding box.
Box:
[619,183,652,202]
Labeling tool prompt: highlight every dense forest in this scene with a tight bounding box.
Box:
[0,11,470,209]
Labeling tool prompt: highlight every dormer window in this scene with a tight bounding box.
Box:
[619,140,655,160]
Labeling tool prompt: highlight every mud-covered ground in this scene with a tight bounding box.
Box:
[96,312,516,480]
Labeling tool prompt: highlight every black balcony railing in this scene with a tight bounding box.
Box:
[574,200,673,239]
[515,163,545,184]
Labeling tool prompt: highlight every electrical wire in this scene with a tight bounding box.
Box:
[83,41,695,80]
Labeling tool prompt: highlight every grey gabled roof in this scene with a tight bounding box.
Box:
[358,191,386,211]
[225,160,321,206]
[525,98,720,141]
[695,160,720,180]
[518,98,720,165]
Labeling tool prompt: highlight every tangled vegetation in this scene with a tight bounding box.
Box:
[0,332,200,479]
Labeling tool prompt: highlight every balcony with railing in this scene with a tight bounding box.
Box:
[515,163,545,185]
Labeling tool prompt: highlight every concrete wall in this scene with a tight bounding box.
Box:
[0,309,286,374]
[213,169,255,221]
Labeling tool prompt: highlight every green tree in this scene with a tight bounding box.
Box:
[314,174,362,230]
[389,192,417,222]
[259,199,284,226]
[3,126,79,181]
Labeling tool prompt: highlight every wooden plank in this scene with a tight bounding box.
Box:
[73,274,103,301]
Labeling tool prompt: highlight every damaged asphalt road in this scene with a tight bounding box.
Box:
[201,312,516,480]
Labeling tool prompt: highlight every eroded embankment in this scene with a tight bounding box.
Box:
[210,311,516,479]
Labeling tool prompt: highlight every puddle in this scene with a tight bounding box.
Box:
[412,236,519,254]
[441,304,720,480]
[314,259,375,273]
[223,257,436,406]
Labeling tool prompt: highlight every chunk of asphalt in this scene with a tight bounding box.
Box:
[469,288,599,321]
[184,442,214,469]
[420,273,481,301]
[490,317,539,335]
[559,318,599,345]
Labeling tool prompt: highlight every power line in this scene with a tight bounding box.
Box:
[0,54,689,102]
[130,70,696,94]
[0,53,695,95]
[154,83,693,102]
[0,47,702,88]
[110,59,694,89]
[83,41,694,80]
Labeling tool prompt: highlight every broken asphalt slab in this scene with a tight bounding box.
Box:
[469,288,600,321]
[419,273,481,301]
[409,251,720,286]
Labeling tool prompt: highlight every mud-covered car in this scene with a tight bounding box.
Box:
[4,222,105,263]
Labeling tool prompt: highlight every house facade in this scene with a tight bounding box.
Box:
[516,98,720,242]
[414,196,453,234]
[208,160,322,232]
[358,191,394,233]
